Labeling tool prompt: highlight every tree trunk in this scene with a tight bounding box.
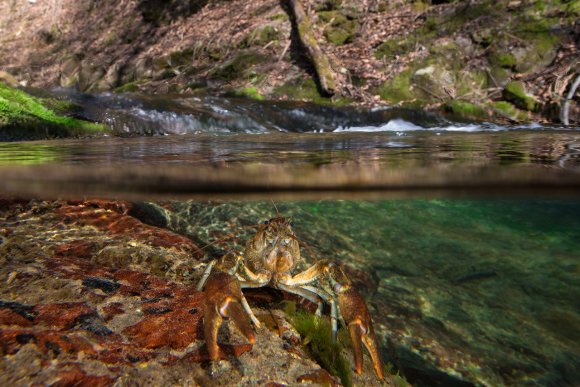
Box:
[285,0,337,96]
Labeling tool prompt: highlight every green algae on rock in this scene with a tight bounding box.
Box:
[503,81,540,112]
[227,86,265,101]
[444,100,490,120]
[0,82,105,141]
[285,301,353,387]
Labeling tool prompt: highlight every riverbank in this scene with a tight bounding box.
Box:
[0,0,578,124]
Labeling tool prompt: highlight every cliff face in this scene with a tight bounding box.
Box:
[0,0,578,123]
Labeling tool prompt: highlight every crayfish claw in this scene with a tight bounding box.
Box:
[220,297,255,344]
[338,286,384,380]
[203,270,255,360]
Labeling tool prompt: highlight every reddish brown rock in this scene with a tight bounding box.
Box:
[123,292,204,350]
[50,364,116,387]
[54,240,99,259]
[54,201,201,255]
[35,302,96,331]
[114,269,176,298]
[0,309,34,327]
[0,329,95,357]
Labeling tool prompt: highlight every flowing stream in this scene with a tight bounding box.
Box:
[1,91,579,386]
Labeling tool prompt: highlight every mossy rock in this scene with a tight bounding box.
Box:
[0,82,105,141]
[378,69,414,104]
[490,52,517,70]
[411,64,454,101]
[226,86,264,101]
[275,79,352,104]
[274,78,330,104]
[487,66,512,88]
[488,100,530,121]
[444,100,490,120]
[209,51,264,81]
[503,81,539,112]
[242,25,282,47]
[510,18,559,73]
[318,11,358,45]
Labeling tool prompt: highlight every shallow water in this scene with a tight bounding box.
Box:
[1,91,579,385]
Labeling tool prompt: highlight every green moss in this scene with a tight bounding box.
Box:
[227,86,264,101]
[566,0,580,15]
[0,82,105,141]
[378,69,413,104]
[285,302,353,387]
[490,52,517,69]
[444,100,490,120]
[40,98,80,115]
[488,101,529,121]
[274,78,331,104]
[503,81,539,112]
[209,51,264,81]
[318,11,357,45]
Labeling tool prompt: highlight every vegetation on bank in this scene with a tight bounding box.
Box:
[0,0,577,124]
[0,82,105,141]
